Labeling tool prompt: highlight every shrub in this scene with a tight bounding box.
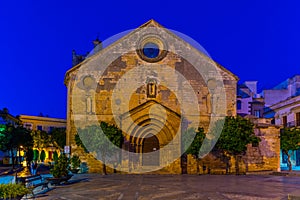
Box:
[50,154,70,178]
[70,155,81,170]
[0,183,30,199]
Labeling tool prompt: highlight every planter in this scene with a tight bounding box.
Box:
[47,174,73,185]
[70,169,80,174]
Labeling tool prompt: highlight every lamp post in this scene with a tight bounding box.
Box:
[19,145,24,166]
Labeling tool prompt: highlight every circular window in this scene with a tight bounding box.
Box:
[143,43,160,59]
[82,76,95,90]
[136,35,168,63]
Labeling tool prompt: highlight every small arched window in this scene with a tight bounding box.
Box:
[147,79,157,98]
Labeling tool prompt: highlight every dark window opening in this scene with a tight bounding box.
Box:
[282,116,287,127]
[237,100,242,110]
[254,110,261,118]
[296,112,300,126]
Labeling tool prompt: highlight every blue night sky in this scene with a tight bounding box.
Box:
[0,1,299,119]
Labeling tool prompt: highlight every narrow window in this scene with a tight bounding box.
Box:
[37,125,43,131]
[254,110,260,118]
[282,116,287,127]
[296,112,300,126]
[147,79,157,98]
[237,100,242,110]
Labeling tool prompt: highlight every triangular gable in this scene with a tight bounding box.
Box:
[65,19,238,85]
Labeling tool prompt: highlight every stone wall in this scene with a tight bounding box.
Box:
[186,118,281,174]
[243,119,281,172]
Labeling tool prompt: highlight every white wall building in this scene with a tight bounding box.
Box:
[263,75,300,127]
[237,81,264,118]
[263,75,300,170]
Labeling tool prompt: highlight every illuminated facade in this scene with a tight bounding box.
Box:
[263,75,300,170]
[19,115,66,132]
[65,20,280,174]
[19,115,66,164]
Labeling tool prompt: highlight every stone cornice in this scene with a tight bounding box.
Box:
[269,95,300,112]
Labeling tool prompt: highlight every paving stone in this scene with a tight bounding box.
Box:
[31,174,300,200]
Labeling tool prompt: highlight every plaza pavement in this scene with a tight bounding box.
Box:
[32,173,300,200]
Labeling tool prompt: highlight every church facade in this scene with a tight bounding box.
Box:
[64,20,279,174]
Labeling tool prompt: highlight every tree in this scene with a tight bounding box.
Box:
[77,121,123,175]
[31,130,50,151]
[26,148,34,166]
[53,151,59,162]
[15,127,33,166]
[50,128,66,150]
[280,128,300,171]
[0,124,33,168]
[182,127,206,174]
[215,116,260,175]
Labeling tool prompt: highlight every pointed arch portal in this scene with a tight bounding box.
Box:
[120,100,181,167]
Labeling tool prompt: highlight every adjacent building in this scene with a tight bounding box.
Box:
[0,113,67,165]
[19,115,66,132]
[0,108,20,126]
[18,115,66,164]
[263,75,300,170]
[237,81,264,118]
[236,76,300,171]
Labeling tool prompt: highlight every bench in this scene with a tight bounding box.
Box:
[16,174,49,197]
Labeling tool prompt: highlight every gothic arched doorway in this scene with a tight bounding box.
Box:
[142,134,159,166]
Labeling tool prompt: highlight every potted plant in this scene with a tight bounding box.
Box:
[48,154,72,185]
[70,155,81,174]
[33,149,39,162]
[40,150,46,163]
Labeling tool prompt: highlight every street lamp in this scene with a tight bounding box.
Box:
[19,145,24,166]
